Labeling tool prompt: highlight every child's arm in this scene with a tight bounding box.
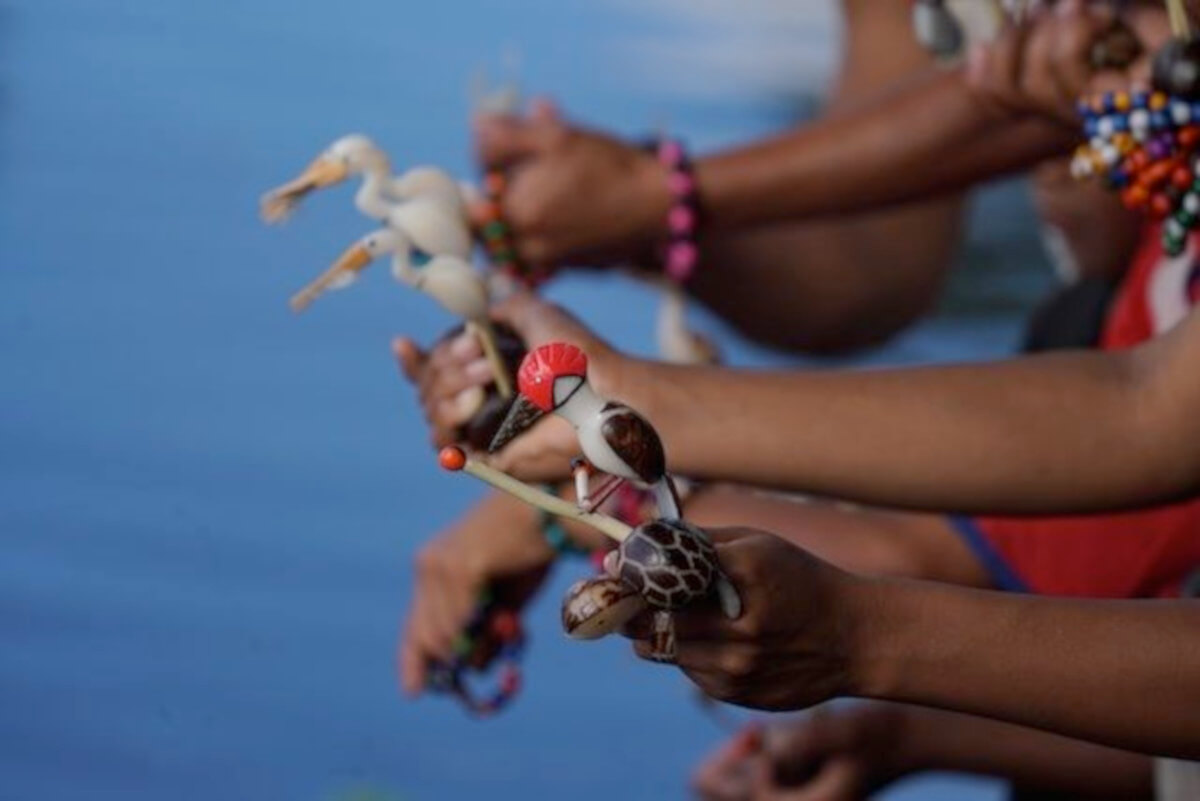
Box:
[485,293,1200,515]
[694,703,1153,801]
[648,528,1200,759]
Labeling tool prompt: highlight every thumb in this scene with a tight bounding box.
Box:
[392,337,426,383]
[475,115,564,170]
[527,95,563,124]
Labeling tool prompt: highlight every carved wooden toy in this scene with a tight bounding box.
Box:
[438,446,741,660]
[289,226,512,397]
[488,342,682,519]
[260,134,470,230]
[259,136,514,395]
[561,575,644,640]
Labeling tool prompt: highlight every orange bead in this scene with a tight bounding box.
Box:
[484,171,506,196]
[477,201,502,223]
[1122,185,1149,210]
[1113,133,1135,154]
[1127,150,1149,173]
[1114,91,1131,112]
[1150,91,1168,110]
[438,446,467,472]
[1141,159,1177,188]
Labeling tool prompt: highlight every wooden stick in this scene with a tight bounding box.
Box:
[1168,0,1192,38]
[467,319,513,398]
[439,446,631,542]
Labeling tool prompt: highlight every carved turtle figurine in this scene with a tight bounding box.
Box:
[561,575,645,640]
[614,519,742,620]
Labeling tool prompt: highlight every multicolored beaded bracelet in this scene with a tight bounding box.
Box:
[478,170,545,287]
[1072,88,1200,255]
[427,591,526,717]
[654,138,702,284]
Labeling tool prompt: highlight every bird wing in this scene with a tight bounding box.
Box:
[600,407,667,485]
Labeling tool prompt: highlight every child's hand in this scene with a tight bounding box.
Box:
[964,0,1164,126]
[691,704,911,801]
[397,493,555,695]
[393,291,629,483]
[473,100,671,274]
[619,528,859,712]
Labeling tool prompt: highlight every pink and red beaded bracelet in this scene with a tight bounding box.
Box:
[654,138,702,284]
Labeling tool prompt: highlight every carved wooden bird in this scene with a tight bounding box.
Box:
[489,342,681,518]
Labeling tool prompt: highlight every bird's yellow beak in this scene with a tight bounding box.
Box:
[260,156,350,223]
[289,243,373,313]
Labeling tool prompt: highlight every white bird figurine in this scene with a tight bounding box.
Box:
[260,134,471,233]
[489,342,681,519]
[259,135,513,396]
[288,226,512,398]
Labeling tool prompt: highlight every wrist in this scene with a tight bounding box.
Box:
[634,147,674,245]
[838,575,915,702]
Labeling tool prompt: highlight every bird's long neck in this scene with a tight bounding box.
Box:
[385,231,420,288]
[354,162,395,220]
[555,382,605,429]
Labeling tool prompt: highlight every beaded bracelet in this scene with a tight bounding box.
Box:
[1071,89,1200,255]
[479,170,546,287]
[653,138,702,284]
[427,591,526,717]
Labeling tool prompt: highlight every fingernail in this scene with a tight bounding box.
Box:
[464,358,494,383]
[451,333,480,360]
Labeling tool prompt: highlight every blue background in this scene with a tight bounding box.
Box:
[0,1,1049,798]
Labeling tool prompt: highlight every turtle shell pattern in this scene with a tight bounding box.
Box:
[616,519,717,610]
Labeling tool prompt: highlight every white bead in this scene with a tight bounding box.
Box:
[1071,156,1093,179]
[1185,194,1199,215]
[1167,218,1185,237]
[1097,116,1116,138]
[1130,109,1150,132]
[1174,102,1192,126]
[1100,144,1120,165]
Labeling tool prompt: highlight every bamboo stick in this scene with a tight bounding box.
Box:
[1167,0,1192,38]
[466,319,513,398]
[438,446,631,542]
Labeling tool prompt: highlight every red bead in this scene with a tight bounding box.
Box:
[484,171,505,196]
[500,669,521,695]
[1173,167,1194,190]
[1151,193,1173,218]
[490,610,520,641]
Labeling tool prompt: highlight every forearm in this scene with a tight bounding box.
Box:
[853,579,1200,758]
[694,70,1071,230]
[687,196,963,354]
[599,323,1198,513]
[899,707,1153,799]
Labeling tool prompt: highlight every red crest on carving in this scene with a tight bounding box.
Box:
[517,342,589,411]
